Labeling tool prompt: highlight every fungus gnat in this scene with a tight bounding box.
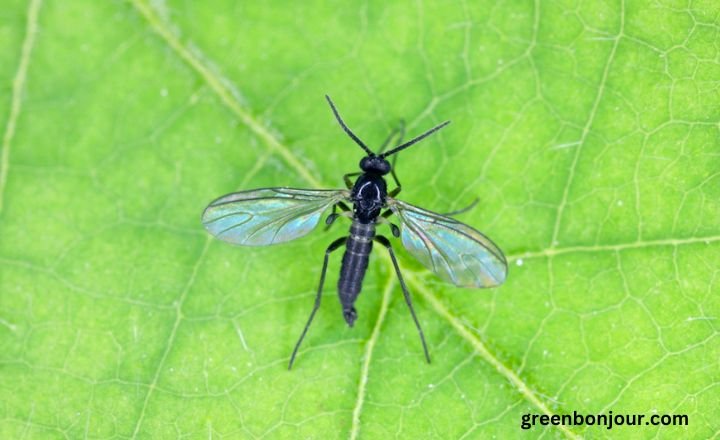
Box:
[202,96,508,369]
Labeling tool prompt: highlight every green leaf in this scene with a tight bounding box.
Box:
[1,0,718,438]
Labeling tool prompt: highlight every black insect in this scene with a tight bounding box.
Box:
[202,96,507,369]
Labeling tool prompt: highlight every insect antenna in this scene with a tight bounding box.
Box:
[379,120,451,158]
[325,95,375,157]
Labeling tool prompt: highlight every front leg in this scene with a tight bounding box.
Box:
[385,122,405,197]
[387,162,402,197]
[343,172,361,189]
[388,180,401,197]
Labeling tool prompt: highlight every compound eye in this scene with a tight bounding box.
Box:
[359,156,372,171]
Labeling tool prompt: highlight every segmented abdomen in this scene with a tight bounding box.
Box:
[338,221,375,309]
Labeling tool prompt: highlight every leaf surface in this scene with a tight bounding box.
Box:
[0,0,718,438]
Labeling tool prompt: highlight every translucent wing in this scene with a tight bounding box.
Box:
[389,199,507,288]
[202,188,349,246]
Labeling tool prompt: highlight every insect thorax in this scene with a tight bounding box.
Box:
[351,173,387,223]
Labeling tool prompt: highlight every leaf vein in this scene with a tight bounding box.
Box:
[349,274,396,440]
[130,239,211,438]
[0,0,42,214]
[128,0,321,188]
[508,234,720,261]
[405,270,582,440]
[550,0,625,248]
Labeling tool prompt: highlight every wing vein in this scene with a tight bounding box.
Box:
[391,199,507,288]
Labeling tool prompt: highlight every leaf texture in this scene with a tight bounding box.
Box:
[0,0,718,438]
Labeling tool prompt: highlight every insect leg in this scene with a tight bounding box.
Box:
[377,211,400,237]
[388,139,405,197]
[289,236,347,370]
[388,165,402,197]
[325,202,353,229]
[379,122,405,197]
[373,235,431,364]
[441,197,479,217]
[343,172,361,189]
